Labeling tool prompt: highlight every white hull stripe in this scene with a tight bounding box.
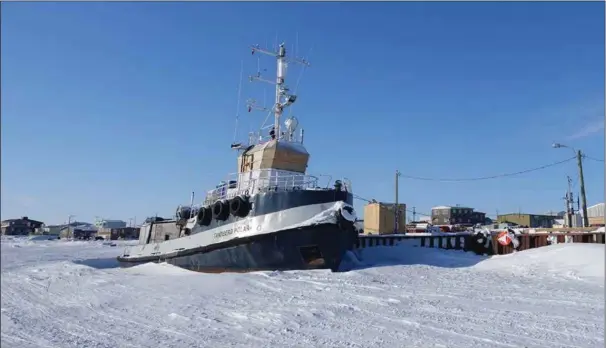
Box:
[122,201,355,259]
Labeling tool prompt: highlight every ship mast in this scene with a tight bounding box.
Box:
[249,42,310,142]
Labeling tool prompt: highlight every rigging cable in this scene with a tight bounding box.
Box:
[288,44,314,118]
[233,60,244,143]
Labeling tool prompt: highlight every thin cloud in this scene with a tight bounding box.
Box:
[565,120,605,140]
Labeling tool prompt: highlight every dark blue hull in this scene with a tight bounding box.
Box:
[118,188,357,272]
[188,189,354,234]
[118,222,358,272]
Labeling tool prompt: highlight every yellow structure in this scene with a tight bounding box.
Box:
[588,216,605,226]
[237,140,309,174]
[363,202,406,235]
[496,213,554,228]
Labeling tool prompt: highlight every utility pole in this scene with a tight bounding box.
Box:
[565,176,573,227]
[552,144,589,227]
[412,206,416,222]
[395,170,401,234]
[67,215,75,239]
[576,150,589,227]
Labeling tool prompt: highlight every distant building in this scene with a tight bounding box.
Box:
[94,219,127,229]
[483,222,520,230]
[586,203,605,227]
[43,225,64,235]
[1,217,44,236]
[552,218,566,228]
[97,227,139,240]
[72,229,96,240]
[431,206,486,226]
[59,223,97,239]
[496,213,555,228]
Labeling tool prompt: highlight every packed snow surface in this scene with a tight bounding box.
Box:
[1,236,604,348]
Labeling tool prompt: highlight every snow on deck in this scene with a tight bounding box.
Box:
[1,237,604,348]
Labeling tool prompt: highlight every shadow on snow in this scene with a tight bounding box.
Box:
[72,257,121,269]
[339,244,491,272]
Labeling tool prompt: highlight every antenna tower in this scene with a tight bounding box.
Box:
[247,41,311,144]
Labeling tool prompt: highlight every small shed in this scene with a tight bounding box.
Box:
[363,202,407,235]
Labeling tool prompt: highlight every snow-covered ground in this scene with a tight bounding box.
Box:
[1,236,604,348]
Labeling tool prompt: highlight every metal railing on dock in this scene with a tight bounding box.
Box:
[356,231,605,256]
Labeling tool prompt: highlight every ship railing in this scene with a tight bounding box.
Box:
[192,173,352,209]
[198,173,321,207]
[248,173,320,193]
[342,177,353,192]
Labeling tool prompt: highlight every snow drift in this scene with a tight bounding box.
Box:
[1,237,603,348]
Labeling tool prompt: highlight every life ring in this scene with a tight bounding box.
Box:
[197,206,212,226]
[229,196,251,218]
[212,200,230,221]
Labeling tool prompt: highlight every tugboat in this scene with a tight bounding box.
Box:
[117,41,358,272]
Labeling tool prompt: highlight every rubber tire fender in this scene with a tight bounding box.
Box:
[212,200,230,221]
[197,206,212,226]
[229,196,251,218]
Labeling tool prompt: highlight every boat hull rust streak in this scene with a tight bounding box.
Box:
[117,199,358,272]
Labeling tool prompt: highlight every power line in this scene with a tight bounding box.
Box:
[584,155,604,163]
[571,173,579,190]
[352,155,579,220]
[397,156,576,182]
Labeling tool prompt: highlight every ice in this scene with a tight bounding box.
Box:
[1,236,603,348]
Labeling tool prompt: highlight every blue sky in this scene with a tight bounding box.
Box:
[1,2,604,224]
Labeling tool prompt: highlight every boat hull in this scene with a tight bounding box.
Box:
[117,222,358,272]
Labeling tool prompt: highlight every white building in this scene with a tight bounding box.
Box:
[94,219,127,229]
[43,225,63,235]
[552,218,566,228]
[586,203,604,218]
[586,203,605,226]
